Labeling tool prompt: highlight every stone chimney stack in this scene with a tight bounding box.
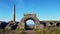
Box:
[12,4,15,22]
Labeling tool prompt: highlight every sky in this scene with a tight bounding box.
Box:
[26,20,35,26]
[0,0,60,22]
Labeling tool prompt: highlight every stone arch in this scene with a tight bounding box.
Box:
[40,21,46,27]
[25,18,35,23]
[56,22,60,27]
[24,18,35,30]
[50,22,53,25]
[18,14,40,29]
[46,21,55,26]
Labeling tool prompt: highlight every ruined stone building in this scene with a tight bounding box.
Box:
[0,5,60,30]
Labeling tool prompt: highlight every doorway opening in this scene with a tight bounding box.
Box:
[56,22,60,27]
[25,19,35,30]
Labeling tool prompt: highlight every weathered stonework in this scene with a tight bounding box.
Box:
[17,14,41,29]
[3,5,60,30]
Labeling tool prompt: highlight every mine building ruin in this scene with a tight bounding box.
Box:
[0,4,60,30]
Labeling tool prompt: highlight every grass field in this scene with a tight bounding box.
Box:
[0,28,60,34]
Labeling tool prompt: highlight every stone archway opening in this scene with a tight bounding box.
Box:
[50,22,53,25]
[56,22,60,27]
[25,18,35,30]
[18,14,40,30]
[40,21,46,27]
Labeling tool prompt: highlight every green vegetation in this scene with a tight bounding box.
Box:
[34,29,41,34]
[14,31,27,34]
[34,28,60,34]
[0,28,60,34]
